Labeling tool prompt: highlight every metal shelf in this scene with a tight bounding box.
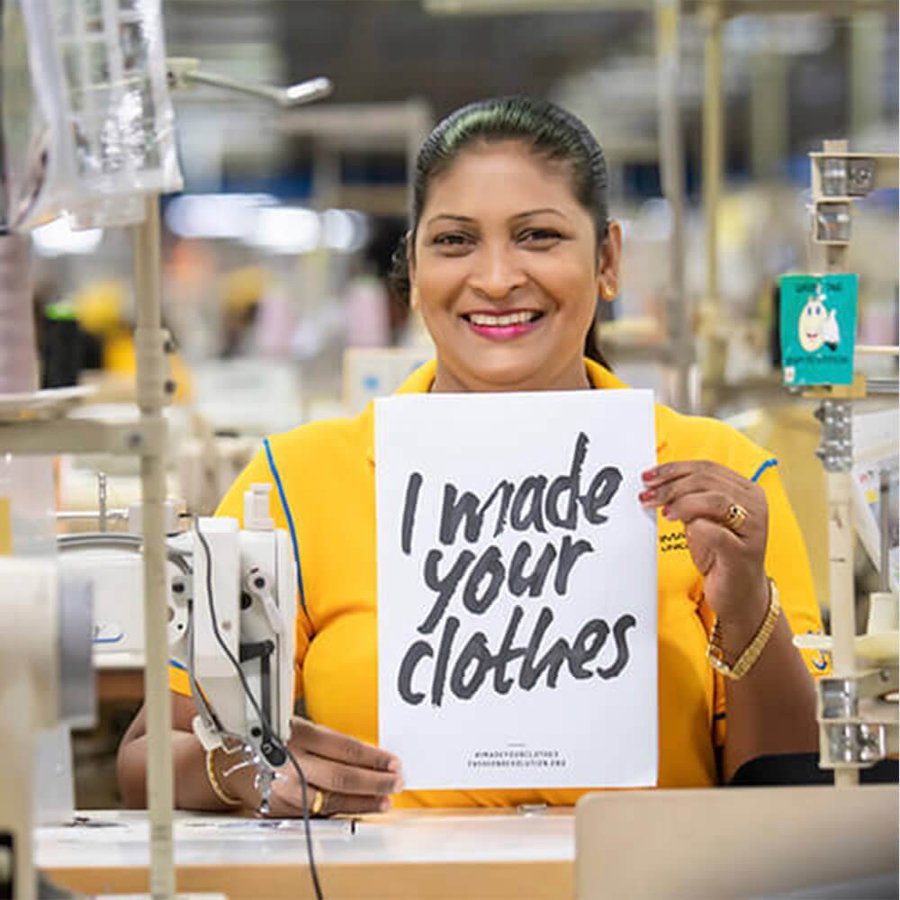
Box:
[0,417,165,457]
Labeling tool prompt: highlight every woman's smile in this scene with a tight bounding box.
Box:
[462,308,545,341]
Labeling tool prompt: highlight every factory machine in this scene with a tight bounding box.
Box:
[0,1,330,896]
[576,140,900,899]
[0,489,297,900]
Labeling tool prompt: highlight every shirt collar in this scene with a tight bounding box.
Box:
[363,358,632,463]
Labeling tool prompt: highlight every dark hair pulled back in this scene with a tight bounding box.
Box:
[390,95,612,368]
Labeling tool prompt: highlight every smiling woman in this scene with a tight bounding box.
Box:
[409,141,615,393]
[118,95,826,819]
[392,97,619,392]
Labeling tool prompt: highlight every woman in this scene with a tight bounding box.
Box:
[118,96,823,817]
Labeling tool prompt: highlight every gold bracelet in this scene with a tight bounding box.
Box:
[707,578,781,681]
[205,748,242,807]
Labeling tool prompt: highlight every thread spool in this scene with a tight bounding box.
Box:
[0,232,38,394]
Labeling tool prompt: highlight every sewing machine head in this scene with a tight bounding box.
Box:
[172,485,297,781]
[65,483,297,781]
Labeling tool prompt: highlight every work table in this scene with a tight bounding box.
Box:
[38,807,574,899]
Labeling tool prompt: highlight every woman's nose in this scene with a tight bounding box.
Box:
[468,244,527,299]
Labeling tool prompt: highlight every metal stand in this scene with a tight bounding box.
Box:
[0,200,177,896]
[132,196,176,896]
[799,142,900,788]
[655,0,692,413]
[818,397,864,788]
[699,0,724,415]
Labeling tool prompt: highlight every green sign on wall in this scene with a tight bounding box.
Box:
[779,273,857,387]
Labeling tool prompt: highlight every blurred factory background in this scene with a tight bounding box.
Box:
[19,0,897,807]
[35,0,898,409]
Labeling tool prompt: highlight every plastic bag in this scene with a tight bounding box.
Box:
[3,0,183,231]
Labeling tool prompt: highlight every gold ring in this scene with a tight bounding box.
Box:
[723,502,748,533]
[310,788,325,817]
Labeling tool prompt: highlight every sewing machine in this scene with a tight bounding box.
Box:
[63,482,297,788]
[1,483,296,899]
[169,484,298,794]
[0,2,325,893]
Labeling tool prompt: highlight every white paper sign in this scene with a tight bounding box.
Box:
[376,390,658,790]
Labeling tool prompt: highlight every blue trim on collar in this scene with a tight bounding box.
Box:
[263,436,312,628]
[750,458,778,483]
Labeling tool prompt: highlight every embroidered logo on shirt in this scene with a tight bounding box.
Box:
[804,629,829,671]
[659,531,688,553]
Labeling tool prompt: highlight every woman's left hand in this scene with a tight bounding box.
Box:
[639,461,771,639]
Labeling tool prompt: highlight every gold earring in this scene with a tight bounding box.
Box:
[602,285,615,300]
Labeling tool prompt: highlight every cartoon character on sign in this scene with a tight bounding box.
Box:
[798,288,840,352]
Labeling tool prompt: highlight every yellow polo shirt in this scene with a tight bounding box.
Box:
[172,360,825,807]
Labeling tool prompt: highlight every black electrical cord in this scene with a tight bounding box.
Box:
[195,526,324,900]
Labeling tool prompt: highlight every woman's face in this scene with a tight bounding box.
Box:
[410,140,620,393]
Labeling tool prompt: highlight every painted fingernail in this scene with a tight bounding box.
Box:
[642,468,658,482]
[661,505,673,519]
[638,488,656,503]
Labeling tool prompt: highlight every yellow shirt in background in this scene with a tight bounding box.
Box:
[171,360,825,807]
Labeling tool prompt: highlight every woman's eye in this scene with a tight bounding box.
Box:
[519,228,562,245]
[433,233,472,247]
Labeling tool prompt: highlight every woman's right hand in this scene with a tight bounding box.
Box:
[237,716,404,817]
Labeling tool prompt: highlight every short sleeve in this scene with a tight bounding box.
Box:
[169,659,192,696]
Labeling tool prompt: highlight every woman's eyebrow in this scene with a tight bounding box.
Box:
[426,208,569,228]
[425,214,475,227]
[511,207,568,221]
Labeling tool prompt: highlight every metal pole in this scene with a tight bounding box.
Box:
[748,39,788,181]
[850,12,884,141]
[818,139,859,789]
[825,457,858,788]
[132,196,176,895]
[700,0,723,414]
[655,0,691,412]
